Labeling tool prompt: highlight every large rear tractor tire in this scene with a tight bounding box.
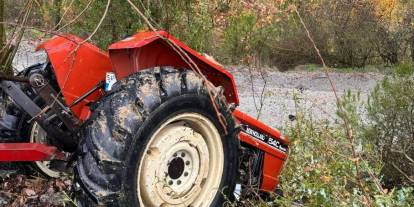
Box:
[75,67,239,206]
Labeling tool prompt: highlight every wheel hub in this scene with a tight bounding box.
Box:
[168,156,185,180]
[162,147,199,197]
[137,113,224,207]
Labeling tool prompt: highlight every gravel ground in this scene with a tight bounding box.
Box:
[12,40,47,72]
[229,66,384,130]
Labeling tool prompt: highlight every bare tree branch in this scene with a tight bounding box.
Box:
[126,0,230,133]
[80,0,111,44]
[392,163,414,183]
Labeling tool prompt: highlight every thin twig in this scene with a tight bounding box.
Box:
[1,0,34,74]
[0,1,30,55]
[247,65,268,120]
[392,163,414,183]
[57,0,95,32]
[295,7,377,206]
[50,0,75,31]
[80,0,111,44]
[126,0,229,133]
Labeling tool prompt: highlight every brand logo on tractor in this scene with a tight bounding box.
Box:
[246,127,266,141]
[243,125,288,153]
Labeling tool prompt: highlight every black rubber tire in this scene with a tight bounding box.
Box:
[75,67,239,206]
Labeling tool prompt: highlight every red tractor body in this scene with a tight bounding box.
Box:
[1,31,288,194]
[36,31,239,120]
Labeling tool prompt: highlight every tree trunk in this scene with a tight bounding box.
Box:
[0,0,4,45]
[52,0,62,29]
[0,0,13,74]
[0,0,30,75]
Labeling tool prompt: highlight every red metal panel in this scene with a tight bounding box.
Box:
[36,35,113,119]
[108,31,240,105]
[261,153,285,191]
[0,143,65,162]
[233,109,289,144]
[234,109,289,192]
[239,132,287,161]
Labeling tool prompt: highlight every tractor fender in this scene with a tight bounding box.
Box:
[108,31,239,105]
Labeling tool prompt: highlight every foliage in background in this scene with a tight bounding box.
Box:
[5,0,414,70]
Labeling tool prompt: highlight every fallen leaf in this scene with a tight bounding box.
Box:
[55,180,65,190]
[22,188,36,197]
[304,166,314,172]
[64,179,72,186]
[321,175,332,183]
[349,157,360,162]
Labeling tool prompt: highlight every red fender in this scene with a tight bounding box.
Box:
[108,30,239,105]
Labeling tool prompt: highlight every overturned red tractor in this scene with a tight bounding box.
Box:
[0,31,289,206]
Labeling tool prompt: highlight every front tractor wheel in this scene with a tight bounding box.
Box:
[30,122,62,178]
[76,67,238,206]
[138,113,225,206]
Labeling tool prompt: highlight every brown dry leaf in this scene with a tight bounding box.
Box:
[2,181,9,189]
[349,157,360,162]
[321,175,333,183]
[304,166,314,172]
[16,175,23,184]
[11,196,25,207]
[64,179,72,187]
[55,180,66,191]
[47,186,55,194]
[22,188,36,196]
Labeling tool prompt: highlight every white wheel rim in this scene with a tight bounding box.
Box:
[30,122,61,178]
[137,113,224,207]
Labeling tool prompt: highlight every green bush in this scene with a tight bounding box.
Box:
[366,67,414,188]
[268,89,414,206]
[221,12,256,64]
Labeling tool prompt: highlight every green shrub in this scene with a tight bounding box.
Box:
[270,90,414,206]
[276,93,365,206]
[366,72,414,188]
[394,61,414,77]
[221,12,256,64]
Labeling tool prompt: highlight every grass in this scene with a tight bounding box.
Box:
[300,64,394,74]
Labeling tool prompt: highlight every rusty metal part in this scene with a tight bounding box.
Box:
[32,73,81,130]
[0,80,78,151]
